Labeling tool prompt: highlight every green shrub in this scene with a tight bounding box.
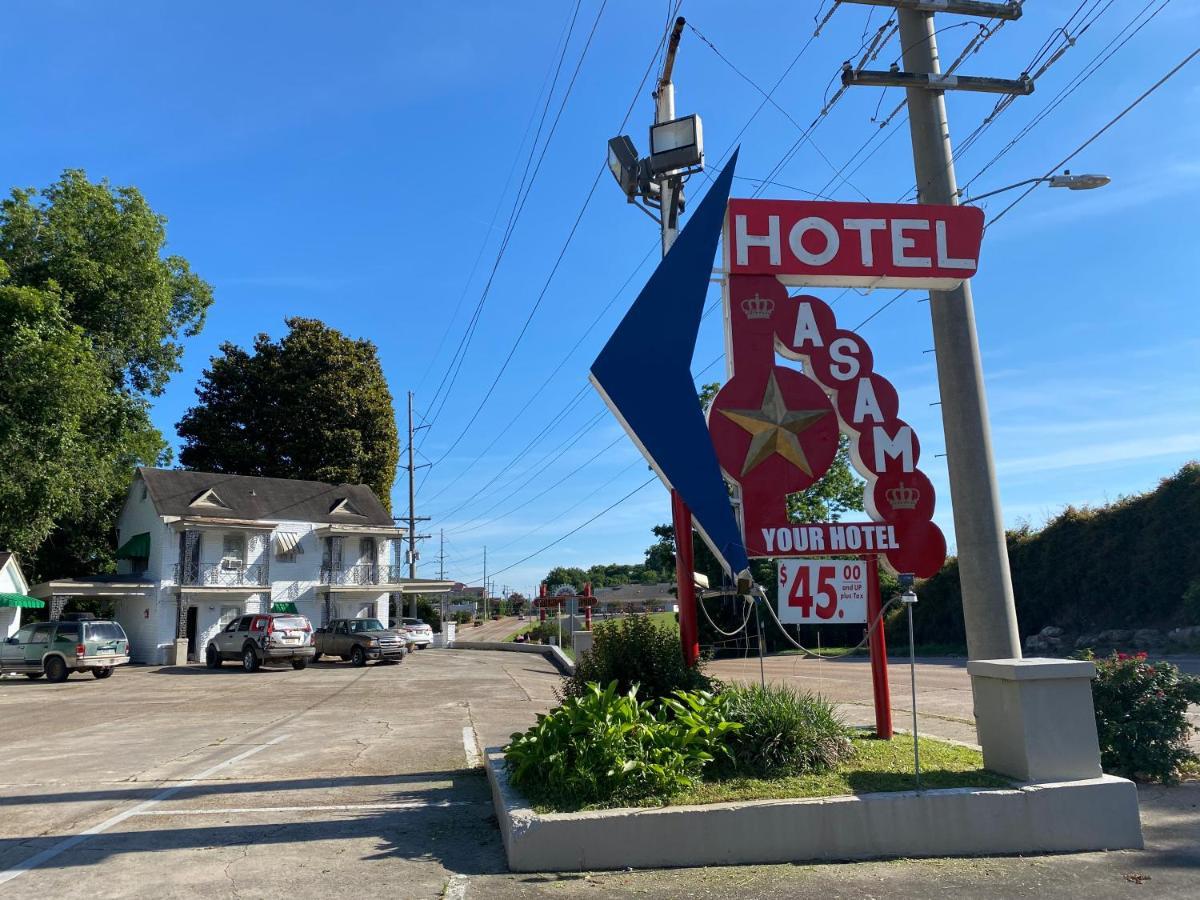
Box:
[504,681,741,809]
[1085,651,1200,782]
[563,614,711,701]
[713,683,853,778]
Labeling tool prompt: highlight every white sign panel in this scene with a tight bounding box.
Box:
[776,559,868,624]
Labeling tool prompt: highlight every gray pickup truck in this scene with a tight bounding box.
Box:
[313,618,410,666]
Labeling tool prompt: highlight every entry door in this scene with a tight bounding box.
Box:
[186,606,198,659]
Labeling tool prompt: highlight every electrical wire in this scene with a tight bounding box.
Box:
[420,0,588,432]
[419,1,681,488]
[425,0,611,463]
[459,476,659,584]
[987,44,1200,228]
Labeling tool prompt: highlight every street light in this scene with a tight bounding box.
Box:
[959,169,1111,204]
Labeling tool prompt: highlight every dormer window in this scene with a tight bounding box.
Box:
[190,488,232,511]
[329,497,365,518]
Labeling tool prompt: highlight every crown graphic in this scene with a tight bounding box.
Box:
[885,480,920,511]
[741,293,774,319]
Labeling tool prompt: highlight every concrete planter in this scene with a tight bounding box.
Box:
[448,640,574,675]
[485,748,1143,872]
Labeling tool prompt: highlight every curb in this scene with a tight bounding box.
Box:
[447,640,574,675]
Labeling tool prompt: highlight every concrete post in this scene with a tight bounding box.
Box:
[897,9,1021,661]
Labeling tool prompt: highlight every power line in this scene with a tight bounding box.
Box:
[412,9,578,398]
[962,0,1172,196]
[420,0,588,431]
[988,44,1200,227]
[419,1,681,481]
[426,0,612,465]
[460,476,658,583]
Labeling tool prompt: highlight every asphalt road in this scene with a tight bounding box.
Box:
[1,648,1197,898]
[710,654,1200,749]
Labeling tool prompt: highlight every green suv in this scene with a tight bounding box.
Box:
[1,618,131,682]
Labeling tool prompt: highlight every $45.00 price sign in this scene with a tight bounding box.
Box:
[777,560,868,625]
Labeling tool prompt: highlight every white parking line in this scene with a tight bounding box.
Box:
[0,734,288,886]
[461,726,481,768]
[131,799,471,816]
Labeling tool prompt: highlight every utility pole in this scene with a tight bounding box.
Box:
[654,17,703,669]
[841,0,1026,660]
[437,529,445,580]
[482,546,487,620]
[405,391,433,620]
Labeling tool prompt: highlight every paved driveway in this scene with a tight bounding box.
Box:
[1,648,1197,898]
[0,651,555,898]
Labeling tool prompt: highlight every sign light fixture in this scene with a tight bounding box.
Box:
[607,135,640,200]
[649,114,703,176]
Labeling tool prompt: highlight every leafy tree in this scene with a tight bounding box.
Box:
[177,318,399,509]
[0,171,210,579]
[0,269,108,557]
[787,434,865,522]
[0,169,212,396]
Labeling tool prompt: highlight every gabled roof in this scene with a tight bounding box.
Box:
[137,468,394,527]
[0,551,30,595]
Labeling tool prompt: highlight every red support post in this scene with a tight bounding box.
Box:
[865,555,893,739]
[672,489,700,668]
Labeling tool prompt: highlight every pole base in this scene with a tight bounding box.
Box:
[969,657,1104,782]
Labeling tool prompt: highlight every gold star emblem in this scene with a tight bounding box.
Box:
[719,371,830,477]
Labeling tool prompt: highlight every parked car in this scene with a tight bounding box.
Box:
[205,612,315,672]
[395,617,434,648]
[1,617,130,682]
[313,618,409,666]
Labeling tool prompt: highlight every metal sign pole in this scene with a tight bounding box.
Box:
[866,556,893,739]
[902,588,921,790]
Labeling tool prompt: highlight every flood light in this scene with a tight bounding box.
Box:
[648,114,703,175]
[607,135,640,199]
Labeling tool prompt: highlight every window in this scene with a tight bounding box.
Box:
[12,624,37,644]
[334,621,349,635]
[275,532,302,563]
[235,615,253,631]
[54,623,80,643]
[28,624,53,645]
[224,619,242,633]
[86,622,127,642]
[222,534,246,569]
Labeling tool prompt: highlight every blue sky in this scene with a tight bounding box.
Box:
[3,1,1197,595]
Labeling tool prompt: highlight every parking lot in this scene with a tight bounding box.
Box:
[2,648,1198,899]
[0,650,560,898]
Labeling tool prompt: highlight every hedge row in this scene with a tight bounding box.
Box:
[897,462,1200,646]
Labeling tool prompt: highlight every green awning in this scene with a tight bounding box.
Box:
[0,593,45,609]
[116,532,151,559]
[271,602,298,614]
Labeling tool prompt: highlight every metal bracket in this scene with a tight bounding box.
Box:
[843,65,1034,95]
[838,0,1022,19]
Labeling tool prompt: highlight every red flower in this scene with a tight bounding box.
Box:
[1136,652,1148,660]
[1117,652,1130,661]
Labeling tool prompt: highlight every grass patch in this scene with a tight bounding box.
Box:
[676,735,1009,805]
[523,734,1009,813]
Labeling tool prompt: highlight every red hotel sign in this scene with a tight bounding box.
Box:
[726,199,984,289]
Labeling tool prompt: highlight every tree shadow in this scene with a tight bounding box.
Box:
[0,770,508,877]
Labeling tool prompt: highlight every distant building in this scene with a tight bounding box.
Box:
[31,468,453,664]
[0,552,38,639]
[592,582,678,614]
